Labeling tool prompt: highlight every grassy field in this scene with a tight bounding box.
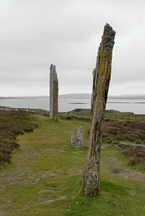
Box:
[0,110,145,215]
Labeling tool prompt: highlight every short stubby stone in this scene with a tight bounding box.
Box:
[71,126,84,148]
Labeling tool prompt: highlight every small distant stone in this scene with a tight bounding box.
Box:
[71,126,84,148]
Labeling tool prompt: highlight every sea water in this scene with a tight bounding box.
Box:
[0,96,145,114]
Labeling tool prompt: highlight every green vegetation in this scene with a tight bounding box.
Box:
[0,109,145,215]
[62,108,145,122]
[61,109,145,145]
[0,110,37,163]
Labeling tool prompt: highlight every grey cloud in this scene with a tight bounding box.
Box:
[0,0,145,96]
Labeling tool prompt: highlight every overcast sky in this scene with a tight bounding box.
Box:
[1,0,145,96]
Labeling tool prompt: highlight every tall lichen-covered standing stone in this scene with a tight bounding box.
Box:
[91,68,97,114]
[49,64,58,119]
[82,24,116,196]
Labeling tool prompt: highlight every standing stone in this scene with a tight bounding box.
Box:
[82,24,116,196]
[71,126,84,148]
[49,64,58,119]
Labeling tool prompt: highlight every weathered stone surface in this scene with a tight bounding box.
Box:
[91,68,96,114]
[119,142,145,158]
[82,24,115,196]
[71,126,83,148]
[49,64,58,119]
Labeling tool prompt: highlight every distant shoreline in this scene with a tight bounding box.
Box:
[0,106,145,116]
[0,106,49,114]
[0,93,145,100]
[0,95,145,114]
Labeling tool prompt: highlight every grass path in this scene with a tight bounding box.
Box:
[0,114,145,215]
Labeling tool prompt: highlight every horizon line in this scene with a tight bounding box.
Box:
[0,93,145,98]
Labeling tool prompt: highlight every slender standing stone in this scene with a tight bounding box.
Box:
[82,24,116,196]
[49,64,58,119]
